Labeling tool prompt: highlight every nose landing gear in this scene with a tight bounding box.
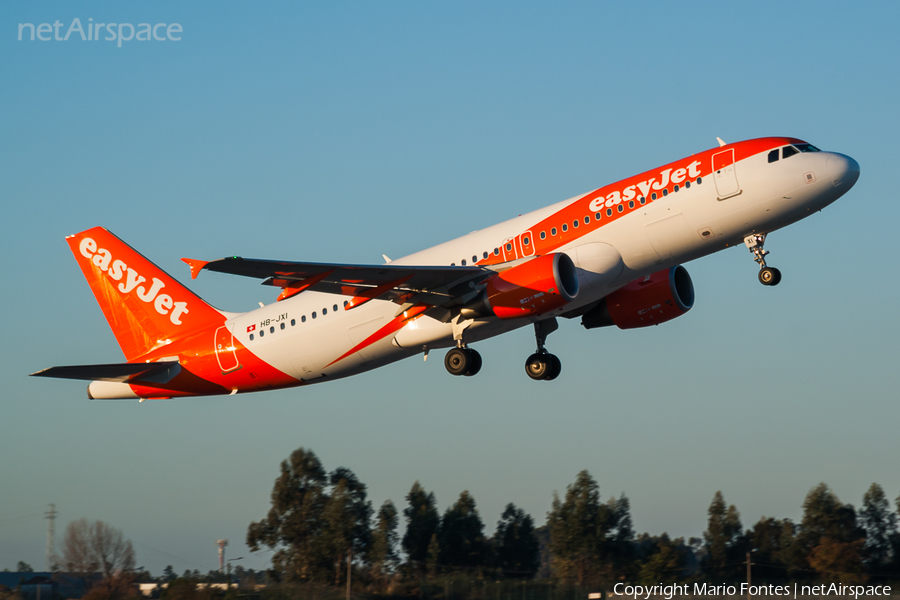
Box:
[744,234,782,286]
[525,319,562,381]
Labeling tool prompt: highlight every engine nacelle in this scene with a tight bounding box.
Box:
[463,253,579,320]
[582,265,694,330]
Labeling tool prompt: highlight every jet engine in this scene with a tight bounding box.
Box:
[461,253,579,320]
[581,265,694,330]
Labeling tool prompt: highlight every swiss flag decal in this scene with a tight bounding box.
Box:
[247,324,256,332]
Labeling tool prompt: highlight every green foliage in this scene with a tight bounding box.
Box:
[859,483,898,569]
[702,491,743,577]
[402,482,440,572]
[438,491,489,570]
[493,504,539,578]
[636,534,692,584]
[369,500,400,583]
[547,470,629,586]
[246,448,371,584]
[13,563,31,574]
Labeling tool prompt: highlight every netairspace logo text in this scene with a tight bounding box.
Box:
[17,18,181,47]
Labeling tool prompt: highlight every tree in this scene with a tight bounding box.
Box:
[321,468,372,585]
[547,470,615,586]
[370,500,400,584]
[636,534,692,584]
[60,519,136,599]
[246,447,329,582]
[859,483,897,571]
[798,483,864,578]
[162,566,176,582]
[14,562,32,573]
[402,482,440,573]
[437,491,489,569]
[246,449,374,586]
[493,503,540,578]
[703,491,742,577]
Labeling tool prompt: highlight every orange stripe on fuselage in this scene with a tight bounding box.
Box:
[475,137,803,267]
[326,306,428,367]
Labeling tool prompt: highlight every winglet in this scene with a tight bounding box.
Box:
[181,258,209,280]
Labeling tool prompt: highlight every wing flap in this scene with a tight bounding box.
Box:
[188,256,493,307]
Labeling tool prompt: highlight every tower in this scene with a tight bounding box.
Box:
[44,504,57,571]
[216,539,228,573]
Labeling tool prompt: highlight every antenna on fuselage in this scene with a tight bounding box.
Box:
[716,137,727,147]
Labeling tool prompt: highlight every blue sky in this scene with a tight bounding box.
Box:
[2,0,898,575]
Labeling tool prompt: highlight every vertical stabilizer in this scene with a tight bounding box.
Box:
[66,227,225,361]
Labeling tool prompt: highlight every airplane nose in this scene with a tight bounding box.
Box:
[827,153,860,188]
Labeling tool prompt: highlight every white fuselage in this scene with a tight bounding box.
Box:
[226,143,857,385]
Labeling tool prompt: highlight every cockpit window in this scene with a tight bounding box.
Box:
[782,146,799,159]
[768,149,779,163]
[795,143,820,153]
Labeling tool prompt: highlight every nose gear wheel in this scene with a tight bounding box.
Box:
[744,233,782,287]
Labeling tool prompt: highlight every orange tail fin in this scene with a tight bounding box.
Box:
[66,227,225,361]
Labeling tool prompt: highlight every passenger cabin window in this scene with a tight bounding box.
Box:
[494,248,500,255]
[483,251,488,259]
[782,146,799,159]
[472,255,477,263]
[551,227,557,235]
[461,259,467,266]
[301,315,306,323]
[768,149,779,163]
[540,231,546,239]
[523,237,530,245]
[561,223,568,232]
[584,216,590,224]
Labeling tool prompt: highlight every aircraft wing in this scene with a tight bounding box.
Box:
[182,256,494,308]
[30,361,178,383]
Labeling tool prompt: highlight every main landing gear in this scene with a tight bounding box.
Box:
[444,346,482,376]
[744,233,782,287]
[525,319,561,381]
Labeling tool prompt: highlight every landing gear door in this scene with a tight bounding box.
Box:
[214,325,241,373]
[713,148,741,199]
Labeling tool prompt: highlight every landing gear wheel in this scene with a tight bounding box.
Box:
[525,353,561,381]
[759,267,782,286]
[525,353,550,380]
[546,354,562,381]
[445,348,470,376]
[445,347,482,376]
[463,349,482,376]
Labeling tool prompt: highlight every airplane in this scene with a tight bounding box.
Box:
[31,137,860,400]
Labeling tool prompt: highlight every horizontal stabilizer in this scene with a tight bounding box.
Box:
[30,361,178,383]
